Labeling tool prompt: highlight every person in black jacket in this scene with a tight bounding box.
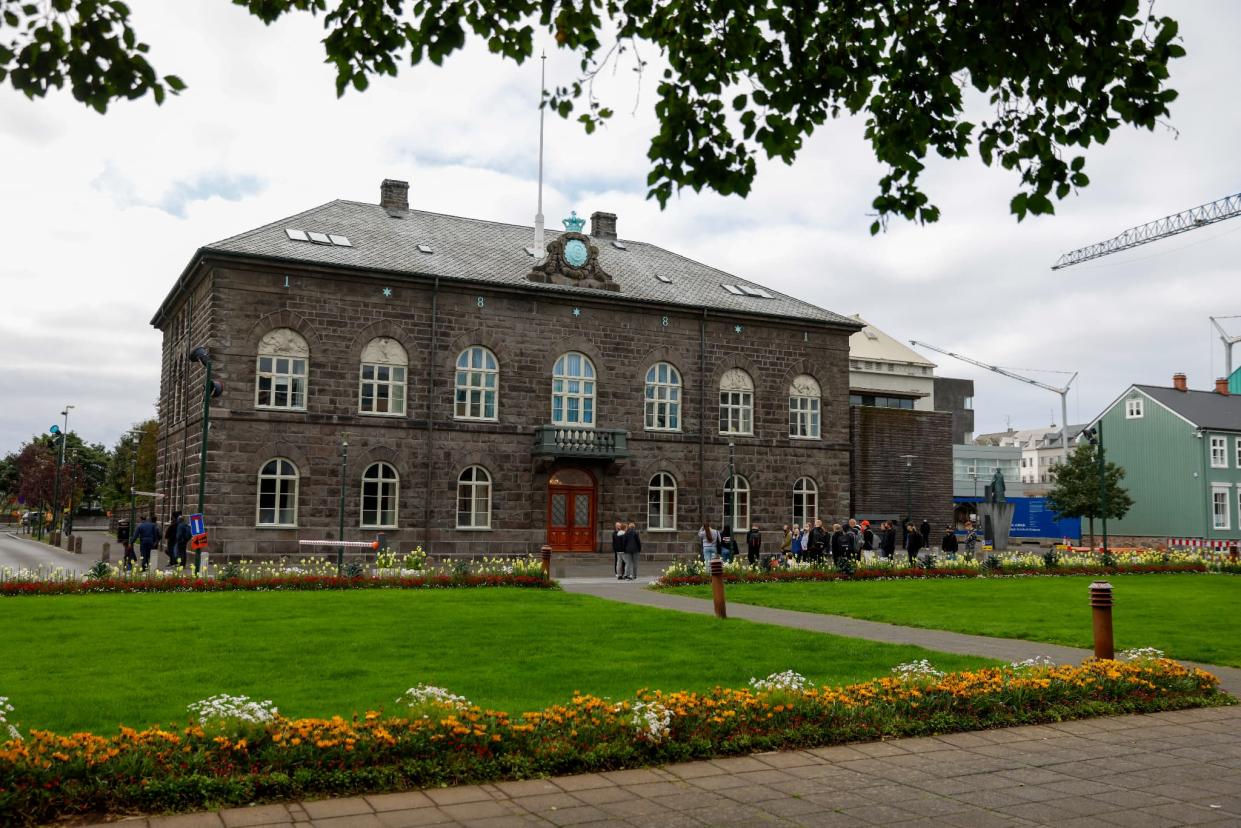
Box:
[919,519,931,548]
[612,521,626,579]
[130,515,161,573]
[174,514,192,568]
[622,522,641,580]
[745,525,762,566]
[829,523,851,568]
[905,523,924,565]
[880,521,897,560]
[163,512,180,570]
[808,519,828,563]
[941,527,960,561]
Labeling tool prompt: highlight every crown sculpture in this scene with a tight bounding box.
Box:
[528,210,619,291]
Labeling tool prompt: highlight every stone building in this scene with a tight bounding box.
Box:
[152,179,881,559]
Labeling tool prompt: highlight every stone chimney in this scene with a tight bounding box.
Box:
[590,211,617,240]
[1216,377,1230,396]
[1172,373,1188,392]
[380,179,409,212]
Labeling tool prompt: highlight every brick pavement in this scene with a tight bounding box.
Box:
[97,705,1241,828]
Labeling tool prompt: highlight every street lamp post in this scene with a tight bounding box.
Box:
[187,346,222,573]
[128,445,138,564]
[726,441,736,527]
[900,454,917,543]
[337,437,349,574]
[50,405,73,538]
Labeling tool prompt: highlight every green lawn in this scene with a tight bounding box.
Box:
[670,575,1241,667]
[0,589,994,734]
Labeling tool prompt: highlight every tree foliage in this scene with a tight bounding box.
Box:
[2,1,1184,228]
[1047,443,1134,544]
[101,419,158,509]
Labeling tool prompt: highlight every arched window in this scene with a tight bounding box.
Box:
[719,368,754,435]
[723,474,750,531]
[360,462,399,528]
[256,329,308,410]
[457,466,492,529]
[455,346,498,420]
[359,337,408,416]
[552,352,596,426]
[792,477,817,528]
[647,472,677,531]
[256,458,298,526]
[644,362,682,431]
[789,374,821,439]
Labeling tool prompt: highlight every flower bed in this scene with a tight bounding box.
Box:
[0,555,553,596]
[0,653,1229,825]
[653,550,1215,587]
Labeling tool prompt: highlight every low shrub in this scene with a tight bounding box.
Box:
[0,656,1228,825]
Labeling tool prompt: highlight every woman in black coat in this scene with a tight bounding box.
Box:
[941,527,959,561]
[905,523,924,565]
[829,523,850,567]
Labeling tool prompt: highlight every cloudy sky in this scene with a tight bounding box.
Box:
[2,2,1240,454]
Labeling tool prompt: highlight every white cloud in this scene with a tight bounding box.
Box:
[0,0,1238,453]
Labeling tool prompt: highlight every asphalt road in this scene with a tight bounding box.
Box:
[0,531,89,573]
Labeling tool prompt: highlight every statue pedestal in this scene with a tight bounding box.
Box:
[978,502,1016,552]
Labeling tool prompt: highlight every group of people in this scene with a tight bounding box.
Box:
[611,521,642,580]
[697,518,980,568]
[123,512,192,572]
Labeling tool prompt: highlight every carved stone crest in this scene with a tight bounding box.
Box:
[528,213,620,292]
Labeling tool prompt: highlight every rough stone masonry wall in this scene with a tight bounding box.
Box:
[155,258,855,560]
[849,405,954,532]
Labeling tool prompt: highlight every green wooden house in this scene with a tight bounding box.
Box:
[1087,375,1241,545]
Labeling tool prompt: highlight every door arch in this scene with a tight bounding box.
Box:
[547,467,596,552]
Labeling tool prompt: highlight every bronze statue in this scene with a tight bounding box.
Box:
[989,467,1006,504]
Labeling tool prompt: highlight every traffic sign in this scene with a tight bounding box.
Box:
[189,513,205,535]
[190,534,208,551]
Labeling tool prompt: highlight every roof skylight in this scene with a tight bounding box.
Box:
[612,240,627,250]
[417,244,434,254]
[286,228,352,247]
[655,273,673,284]
[722,284,744,296]
[738,285,774,299]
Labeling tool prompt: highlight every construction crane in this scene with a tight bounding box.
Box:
[909,341,1078,462]
[1051,191,1241,270]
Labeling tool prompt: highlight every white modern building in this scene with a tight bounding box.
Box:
[952,444,1026,500]
[974,425,1086,494]
[848,315,937,411]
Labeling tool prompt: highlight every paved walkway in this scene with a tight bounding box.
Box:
[99,705,1241,828]
[559,578,1241,696]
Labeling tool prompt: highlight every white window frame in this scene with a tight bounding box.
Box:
[647,472,677,531]
[551,352,596,427]
[792,477,817,528]
[255,329,309,411]
[1212,486,1230,531]
[1211,436,1228,468]
[719,368,754,436]
[789,374,821,439]
[358,337,408,417]
[455,346,499,421]
[256,458,298,527]
[360,462,399,529]
[457,466,492,529]
[1236,437,1241,470]
[723,474,750,530]
[1125,398,1144,419]
[644,362,682,432]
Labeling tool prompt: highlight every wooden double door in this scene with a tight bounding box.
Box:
[546,468,596,552]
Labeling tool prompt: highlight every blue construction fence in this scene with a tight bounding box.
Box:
[954,496,1081,541]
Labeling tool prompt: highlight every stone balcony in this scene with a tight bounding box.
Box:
[531,425,629,460]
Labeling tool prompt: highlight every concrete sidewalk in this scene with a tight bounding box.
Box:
[98,705,1241,828]
[558,578,1241,697]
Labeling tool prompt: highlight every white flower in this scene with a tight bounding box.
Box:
[1118,647,1166,663]
[1010,655,1057,670]
[749,670,812,692]
[0,696,20,742]
[631,700,673,742]
[398,684,471,709]
[891,660,944,680]
[187,694,279,724]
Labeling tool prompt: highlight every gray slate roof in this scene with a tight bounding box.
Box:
[1136,385,1241,432]
[184,200,856,327]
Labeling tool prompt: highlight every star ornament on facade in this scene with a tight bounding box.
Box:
[572,307,581,317]
[382,287,393,298]
[734,324,743,334]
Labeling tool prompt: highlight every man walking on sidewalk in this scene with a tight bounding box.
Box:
[622,522,641,580]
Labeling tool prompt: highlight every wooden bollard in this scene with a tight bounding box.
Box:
[1090,581,1114,660]
[541,545,552,579]
[709,558,727,619]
